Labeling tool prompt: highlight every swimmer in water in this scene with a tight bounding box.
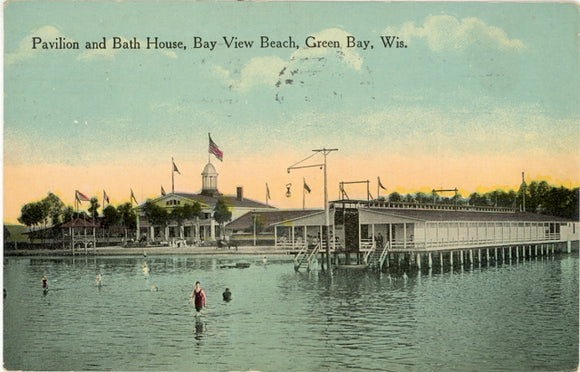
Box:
[96,272,102,286]
[190,281,206,313]
[222,288,232,302]
[41,274,48,290]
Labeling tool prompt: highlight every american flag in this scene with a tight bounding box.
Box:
[209,133,223,161]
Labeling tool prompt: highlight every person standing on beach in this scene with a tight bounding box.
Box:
[190,281,206,313]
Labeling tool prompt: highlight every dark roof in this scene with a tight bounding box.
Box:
[60,218,99,228]
[172,192,275,210]
[227,209,322,230]
[369,208,574,223]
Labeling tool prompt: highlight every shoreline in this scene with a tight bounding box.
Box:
[4,245,293,257]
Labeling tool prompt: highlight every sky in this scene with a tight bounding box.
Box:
[3,1,579,224]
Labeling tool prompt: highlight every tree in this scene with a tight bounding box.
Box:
[102,205,119,229]
[42,192,65,226]
[88,197,100,223]
[388,192,402,202]
[117,202,137,230]
[62,206,75,223]
[213,198,232,239]
[17,202,46,242]
[142,200,169,241]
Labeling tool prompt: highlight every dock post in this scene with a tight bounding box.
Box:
[469,249,474,265]
[494,248,498,262]
[535,245,538,256]
[460,250,464,265]
[449,251,453,267]
[417,253,421,269]
[440,252,443,269]
[478,249,481,263]
[568,241,572,253]
[516,246,519,260]
[486,248,490,262]
[502,247,505,262]
[428,253,432,268]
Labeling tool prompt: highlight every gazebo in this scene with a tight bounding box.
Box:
[60,218,98,254]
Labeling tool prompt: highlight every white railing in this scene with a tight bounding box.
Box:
[388,233,562,251]
[378,241,390,267]
[363,241,376,263]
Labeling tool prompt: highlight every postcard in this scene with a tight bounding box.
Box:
[3,1,578,371]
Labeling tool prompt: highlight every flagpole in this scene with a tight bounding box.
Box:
[171,157,175,194]
[303,177,305,210]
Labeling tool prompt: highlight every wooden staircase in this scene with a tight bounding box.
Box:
[365,241,389,270]
[294,242,321,271]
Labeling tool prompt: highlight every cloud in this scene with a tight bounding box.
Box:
[211,28,364,95]
[292,28,363,71]
[212,56,286,92]
[385,15,526,53]
[5,26,68,66]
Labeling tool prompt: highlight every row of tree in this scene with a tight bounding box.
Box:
[385,181,578,220]
[17,192,234,238]
[17,192,137,231]
[15,180,578,233]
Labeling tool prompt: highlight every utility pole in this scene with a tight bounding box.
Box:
[288,148,338,270]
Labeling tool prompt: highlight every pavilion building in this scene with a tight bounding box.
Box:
[135,161,274,245]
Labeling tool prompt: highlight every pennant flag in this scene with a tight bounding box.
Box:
[378,177,387,190]
[103,190,110,204]
[161,186,166,196]
[130,189,138,204]
[209,133,223,161]
[304,180,311,194]
[173,160,181,175]
[76,190,90,202]
[266,183,271,201]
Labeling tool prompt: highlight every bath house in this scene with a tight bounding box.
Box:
[273,200,579,271]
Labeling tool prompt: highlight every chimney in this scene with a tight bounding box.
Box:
[236,186,243,201]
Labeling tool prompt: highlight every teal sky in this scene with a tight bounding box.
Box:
[3,1,579,222]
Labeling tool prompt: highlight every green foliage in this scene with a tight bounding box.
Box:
[388,192,402,202]
[170,202,202,225]
[62,206,75,223]
[42,192,65,226]
[17,202,46,229]
[117,202,137,229]
[102,205,119,228]
[213,198,232,225]
[88,197,100,222]
[142,199,169,227]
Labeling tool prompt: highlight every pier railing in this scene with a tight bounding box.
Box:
[389,233,563,252]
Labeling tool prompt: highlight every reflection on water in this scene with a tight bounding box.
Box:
[3,254,579,371]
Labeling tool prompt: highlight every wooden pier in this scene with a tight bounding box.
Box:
[274,200,579,272]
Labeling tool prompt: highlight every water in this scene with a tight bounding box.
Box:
[3,253,579,371]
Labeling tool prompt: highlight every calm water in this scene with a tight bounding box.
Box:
[3,253,579,372]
